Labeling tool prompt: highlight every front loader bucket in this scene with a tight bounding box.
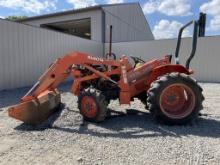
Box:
[8,89,61,125]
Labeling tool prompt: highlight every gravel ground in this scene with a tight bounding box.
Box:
[0,83,220,165]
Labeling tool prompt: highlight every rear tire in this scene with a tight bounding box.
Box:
[78,87,108,123]
[147,73,204,125]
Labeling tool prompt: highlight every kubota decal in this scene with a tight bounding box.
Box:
[88,56,104,62]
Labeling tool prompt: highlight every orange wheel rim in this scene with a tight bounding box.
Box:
[81,96,97,118]
[159,83,196,119]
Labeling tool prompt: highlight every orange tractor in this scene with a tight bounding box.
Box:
[8,15,206,125]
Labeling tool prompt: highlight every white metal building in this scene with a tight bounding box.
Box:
[19,3,154,43]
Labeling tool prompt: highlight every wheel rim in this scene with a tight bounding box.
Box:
[159,83,196,119]
[81,96,97,118]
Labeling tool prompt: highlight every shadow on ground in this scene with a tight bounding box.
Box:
[0,87,30,108]
[0,82,72,108]
[15,107,220,139]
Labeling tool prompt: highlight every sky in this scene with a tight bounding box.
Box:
[0,0,220,39]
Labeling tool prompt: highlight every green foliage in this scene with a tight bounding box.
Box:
[6,16,28,21]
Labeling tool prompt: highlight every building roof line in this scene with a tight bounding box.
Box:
[18,2,139,22]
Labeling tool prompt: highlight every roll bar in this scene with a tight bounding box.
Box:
[174,13,206,69]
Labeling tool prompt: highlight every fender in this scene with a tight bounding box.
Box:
[147,64,191,85]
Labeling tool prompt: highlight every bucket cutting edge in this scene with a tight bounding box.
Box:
[8,89,61,125]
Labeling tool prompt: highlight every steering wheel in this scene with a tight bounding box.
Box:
[130,56,145,68]
[106,52,116,60]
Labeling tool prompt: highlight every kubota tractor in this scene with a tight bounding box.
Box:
[8,15,206,125]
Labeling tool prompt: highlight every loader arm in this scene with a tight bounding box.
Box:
[22,51,120,101]
[8,52,121,125]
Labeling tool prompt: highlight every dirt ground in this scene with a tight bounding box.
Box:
[0,83,220,165]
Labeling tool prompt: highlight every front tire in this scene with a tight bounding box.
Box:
[147,73,204,125]
[78,87,108,122]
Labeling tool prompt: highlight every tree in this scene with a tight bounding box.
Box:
[6,16,28,21]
